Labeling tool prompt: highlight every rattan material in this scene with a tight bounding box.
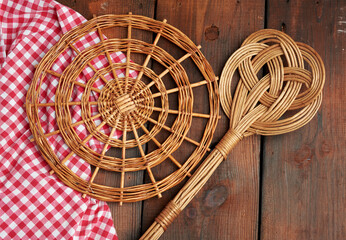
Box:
[26,14,219,203]
[141,29,325,239]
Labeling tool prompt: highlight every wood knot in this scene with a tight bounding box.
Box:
[202,185,228,214]
[293,145,313,168]
[317,140,333,158]
[185,206,197,219]
[205,25,219,41]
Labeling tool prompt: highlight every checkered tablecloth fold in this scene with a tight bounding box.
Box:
[0,0,123,239]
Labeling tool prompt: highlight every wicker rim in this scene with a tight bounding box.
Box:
[26,14,219,202]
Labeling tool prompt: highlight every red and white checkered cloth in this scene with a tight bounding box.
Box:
[0,0,137,239]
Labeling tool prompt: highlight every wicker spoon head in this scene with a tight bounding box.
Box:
[217,29,325,153]
[140,29,325,240]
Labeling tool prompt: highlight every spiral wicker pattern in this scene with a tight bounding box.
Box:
[26,14,219,202]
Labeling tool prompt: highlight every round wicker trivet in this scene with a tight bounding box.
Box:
[26,14,219,202]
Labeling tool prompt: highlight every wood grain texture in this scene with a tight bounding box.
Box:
[261,0,346,239]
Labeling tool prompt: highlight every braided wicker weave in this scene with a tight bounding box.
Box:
[141,29,325,239]
[26,14,219,203]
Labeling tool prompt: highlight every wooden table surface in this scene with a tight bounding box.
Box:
[57,0,345,239]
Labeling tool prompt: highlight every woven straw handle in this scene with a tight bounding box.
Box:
[140,129,242,240]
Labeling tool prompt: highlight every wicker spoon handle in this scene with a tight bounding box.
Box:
[140,29,325,240]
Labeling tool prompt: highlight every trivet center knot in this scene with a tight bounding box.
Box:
[115,94,136,114]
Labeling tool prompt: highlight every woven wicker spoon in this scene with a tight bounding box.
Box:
[140,29,325,240]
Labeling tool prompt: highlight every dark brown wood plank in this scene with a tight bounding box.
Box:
[261,1,346,239]
[55,1,156,240]
[141,0,265,239]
